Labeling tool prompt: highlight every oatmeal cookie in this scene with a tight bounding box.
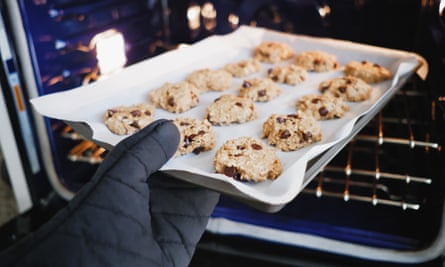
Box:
[254,41,294,63]
[319,76,372,102]
[214,136,282,182]
[294,51,339,72]
[224,58,262,77]
[172,117,217,157]
[238,77,282,102]
[149,81,199,113]
[187,68,232,93]
[205,94,258,125]
[344,60,392,83]
[267,64,308,85]
[296,94,349,120]
[103,103,155,135]
[262,112,322,151]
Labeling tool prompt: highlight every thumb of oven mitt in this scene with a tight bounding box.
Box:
[0,119,220,267]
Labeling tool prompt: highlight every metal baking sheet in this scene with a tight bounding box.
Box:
[30,26,425,211]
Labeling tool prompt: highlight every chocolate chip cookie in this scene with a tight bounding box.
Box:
[296,94,349,120]
[262,112,322,151]
[224,58,262,77]
[149,81,199,113]
[344,60,392,83]
[103,103,156,135]
[172,117,217,157]
[214,136,282,182]
[187,68,232,93]
[319,76,373,102]
[238,77,282,102]
[294,51,339,72]
[254,41,294,63]
[205,94,258,125]
[267,64,308,85]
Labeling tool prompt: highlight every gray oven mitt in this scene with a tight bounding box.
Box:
[0,119,220,267]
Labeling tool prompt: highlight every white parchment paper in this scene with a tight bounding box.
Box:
[30,26,425,209]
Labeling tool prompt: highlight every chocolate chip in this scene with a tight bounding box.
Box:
[311,98,321,104]
[314,59,321,65]
[373,63,381,68]
[106,109,117,117]
[320,86,329,93]
[130,121,140,129]
[180,122,190,126]
[280,130,291,139]
[235,102,243,107]
[361,60,368,64]
[276,117,286,123]
[287,114,299,119]
[168,97,175,107]
[236,145,245,150]
[339,86,346,93]
[224,166,240,179]
[183,136,191,146]
[267,68,273,74]
[258,89,266,97]
[193,146,204,154]
[251,143,262,150]
[319,107,329,116]
[130,110,141,117]
[242,81,252,88]
[144,111,152,116]
[303,131,312,141]
[198,130,206,135]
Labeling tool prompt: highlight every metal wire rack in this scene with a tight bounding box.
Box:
[302,77,443,210]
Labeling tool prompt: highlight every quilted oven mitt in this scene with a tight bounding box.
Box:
[0,119,220,267]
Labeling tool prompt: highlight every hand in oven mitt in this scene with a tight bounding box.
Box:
[0,119,220,267]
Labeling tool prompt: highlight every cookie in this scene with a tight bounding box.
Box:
[172,117,217,157]
[294,51,339,72]
[103,103,156,135]
[187,68,232,93]
[205,94,258,125]
[224,58,262,77]
[262,112,322,151]
[319,76,372,102]
[214,136,282,182]
[238,77,282,102]
[296,94,349,120]
[254,41,294,63]
[344,60,392,83]
[267,64,308,85]
[149,81,199,113]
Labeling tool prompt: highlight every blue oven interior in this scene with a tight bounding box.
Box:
[15,0,445,262]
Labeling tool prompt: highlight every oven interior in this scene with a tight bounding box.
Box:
[203,73,445,252]
[4,0,445,265]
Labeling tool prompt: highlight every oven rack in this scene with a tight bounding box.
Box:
[301,78,442,211]
[60,125,106,164]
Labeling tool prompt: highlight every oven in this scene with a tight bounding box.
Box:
[0,0,444,266]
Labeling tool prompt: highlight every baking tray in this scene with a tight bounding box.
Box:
[30,26,426,212]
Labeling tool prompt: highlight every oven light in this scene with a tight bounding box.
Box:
[440,0,445,16]
[187,4,201,30]
[228,13,239,29]
[91,29,127,78]
[318,4,331,18]
[201,2,217,31]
